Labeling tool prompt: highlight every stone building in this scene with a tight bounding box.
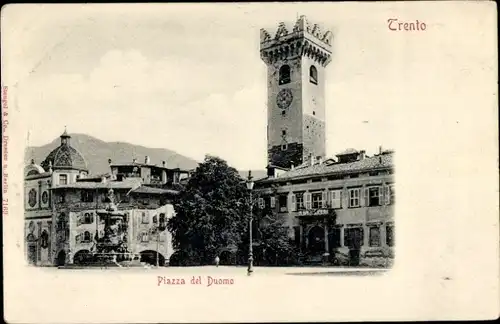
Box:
[255,16,395,267]
[24,129,190,266]
[255,149,395,266]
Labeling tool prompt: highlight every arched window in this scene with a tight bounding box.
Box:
[152,215,158,224]
[27,170,39,176]
[83,213,94,224]
[279,65,291,85]
[159,213,166,224]
[310,65,318,85]
[83,231,91,242]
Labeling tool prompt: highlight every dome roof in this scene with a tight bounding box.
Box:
[41,129,88,172]
[25,159,46,177]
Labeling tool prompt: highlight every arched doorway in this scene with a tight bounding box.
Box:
[56,250,66,266]
[73,250,93,265]
[307,226,325,255]
[140,250,165,266]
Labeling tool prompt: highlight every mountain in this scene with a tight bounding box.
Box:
[25,133,200,176]
[25,133,268,179]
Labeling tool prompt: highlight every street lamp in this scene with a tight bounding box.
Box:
[246,170,255,276]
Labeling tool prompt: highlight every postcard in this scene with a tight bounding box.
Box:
[2,2,498,323]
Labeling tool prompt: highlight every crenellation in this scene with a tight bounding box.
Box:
[260,15,332,67]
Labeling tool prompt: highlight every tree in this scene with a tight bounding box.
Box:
[237,185,296,266]
[167,155,249,265]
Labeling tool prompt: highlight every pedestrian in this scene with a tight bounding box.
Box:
[215,255,220,267]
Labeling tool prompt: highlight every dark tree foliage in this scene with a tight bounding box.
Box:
[167,155,250,265]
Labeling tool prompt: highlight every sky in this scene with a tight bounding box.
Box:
[6,3,403,169]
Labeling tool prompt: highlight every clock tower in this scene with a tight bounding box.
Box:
[260,16,333,169]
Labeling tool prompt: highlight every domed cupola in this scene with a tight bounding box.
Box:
[41,128,88,172]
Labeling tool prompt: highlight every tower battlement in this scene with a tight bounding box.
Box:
[260,15,333,66]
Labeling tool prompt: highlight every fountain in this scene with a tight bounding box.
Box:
[92,188,143,267]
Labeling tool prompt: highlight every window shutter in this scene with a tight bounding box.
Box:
[76,233,81,244]
[322,191,327,208]
[305,192,311,209]
[291,194,297,211]
[270,196,276,208]
[363,188,369,207]
[258,197,265,209]
[77,213,82,226]
[385,185,391,205]
[329,190,334,208]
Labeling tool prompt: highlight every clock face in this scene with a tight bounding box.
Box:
[276,88,293,109]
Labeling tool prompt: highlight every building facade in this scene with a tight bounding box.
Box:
[24,129,189,266]
[255,149,394,267]
[256,17,395,267]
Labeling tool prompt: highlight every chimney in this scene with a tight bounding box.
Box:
[309,154,314,166]
[317,156,323,165]
[359,150,366,160]
[290,164,295,170]
[162,161,166,168]
[379,146,383,155]
[132,158,137,164]
[101,176,107,183]
[145,156,150,164]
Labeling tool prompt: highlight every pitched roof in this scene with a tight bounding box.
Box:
[259,152,394,182]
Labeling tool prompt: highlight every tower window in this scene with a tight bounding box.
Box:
[282,130,286,136]
[281,110,286,116]
[59,174,68,185]
[279,65,291,85]
[310,65,318,85]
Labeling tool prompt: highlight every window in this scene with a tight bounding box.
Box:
[81,231,92,243]
[348,188,360,208]
[344,227,364,248]
[152,215,158,224]
[329,190,342,209]
[368,187,381,207]
[278,195,288,212]
[83,213,94,224]
[309,65,318,84]
[281,129,286,136]
[311,192,323,209]
[258,197,265,209]
[369,226,381,247]
[281,144,288,151]
[141,212,149,224]
[58,193,66,203]
[141,232,149,243]
[279,65,291,85]
[295,193,304,210]
[59,174,68,185]
[159,213,166,224]
[81,191,94,203]
[386,225,394,247]
[281,110,286,116]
